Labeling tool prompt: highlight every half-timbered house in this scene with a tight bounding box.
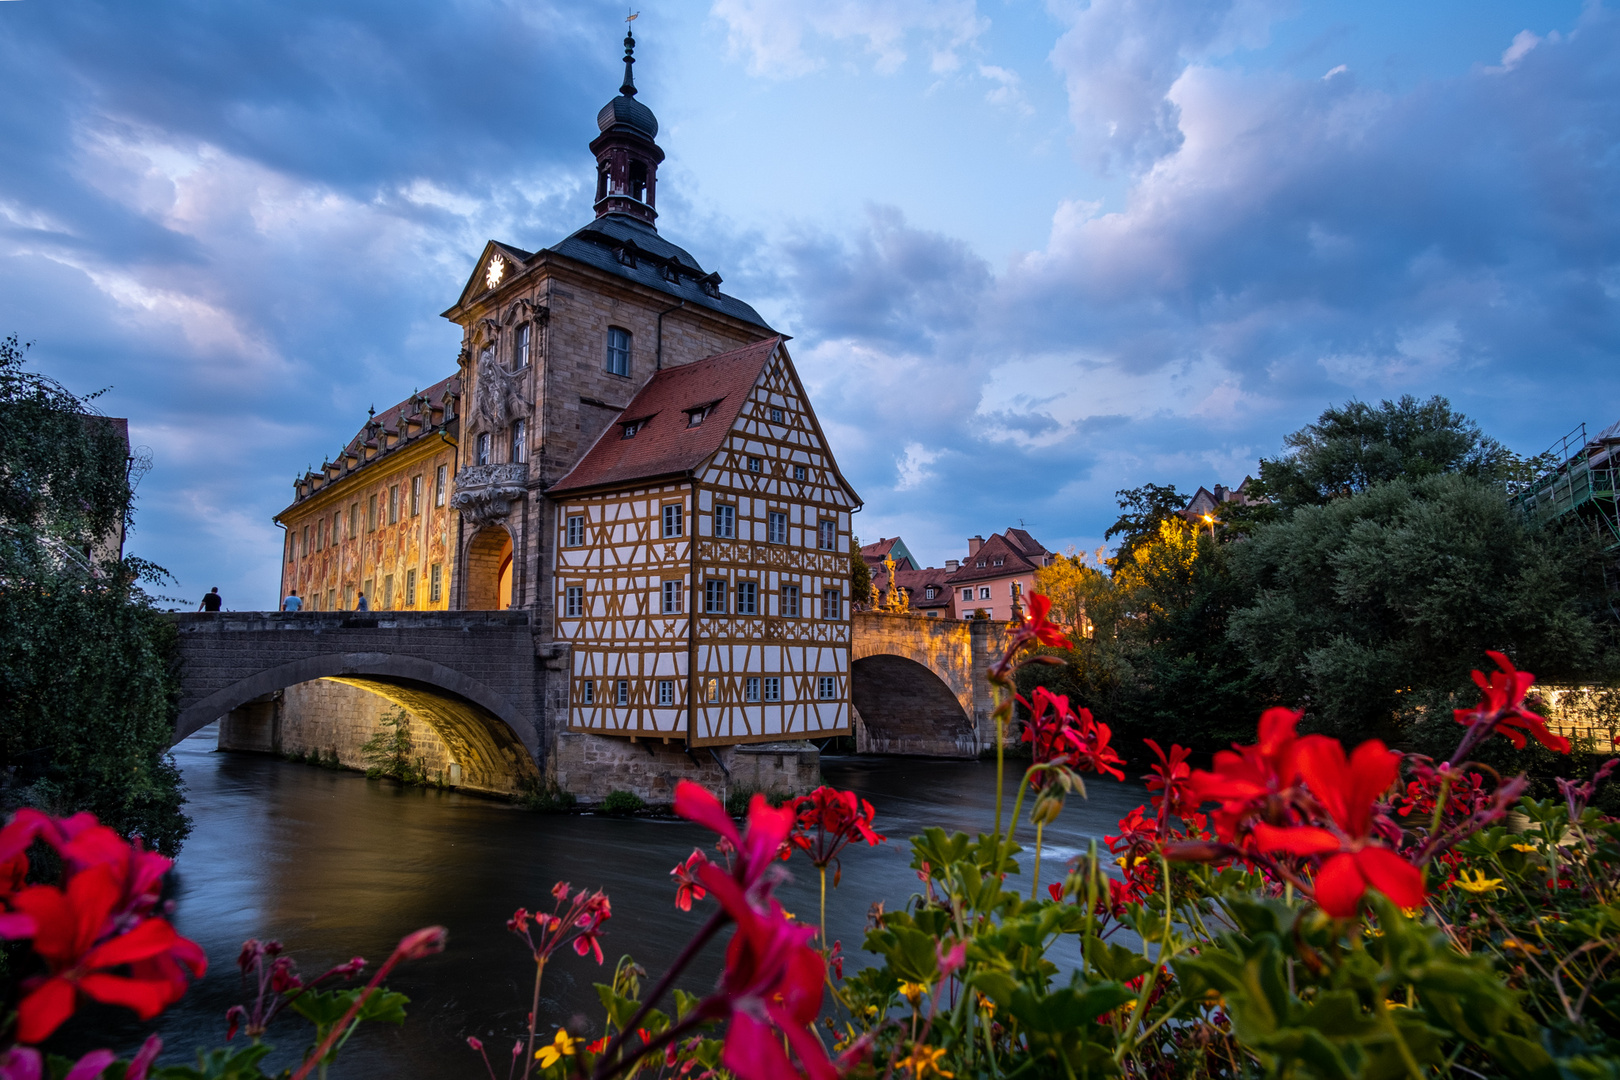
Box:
[548,337,861,745]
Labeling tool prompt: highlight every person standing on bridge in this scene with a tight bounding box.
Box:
[281,589,302,612]
[198,587,223,612]
[355,590,369,612]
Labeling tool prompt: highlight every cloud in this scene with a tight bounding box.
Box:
[709,0,987,77]
[977,64,1034,114]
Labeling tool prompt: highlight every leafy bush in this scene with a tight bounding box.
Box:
[517,777,579,813]
[359,706,426,784]
[601,789,646,816]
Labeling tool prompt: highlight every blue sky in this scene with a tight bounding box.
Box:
[1,0,1613,607]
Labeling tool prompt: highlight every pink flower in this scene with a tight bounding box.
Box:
[670,849,710,912]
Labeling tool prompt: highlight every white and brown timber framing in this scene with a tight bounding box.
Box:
[548,338,862,747]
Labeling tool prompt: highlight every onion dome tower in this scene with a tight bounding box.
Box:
[591,26,665,228]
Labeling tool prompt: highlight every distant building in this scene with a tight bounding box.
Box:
[1180,478,1262,526]
[942,528,1054,621]
[860,536,917,572]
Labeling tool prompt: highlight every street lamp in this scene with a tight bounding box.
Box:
[1201,513,1216,540]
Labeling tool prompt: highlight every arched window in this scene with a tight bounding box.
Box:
[510,419,527,464]
[475,432,491,466]
[629,161,647,202]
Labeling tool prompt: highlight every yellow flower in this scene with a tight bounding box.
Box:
[535,1029,579,1068]
[901,1044,954,1078]
[1510,843,1538,853]
[1452,869,1505,896]
[974,992,996,1015]
[899,981,929,1004]
[1503,938,1543,956]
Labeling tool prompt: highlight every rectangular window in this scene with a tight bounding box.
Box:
[704,579,727,614]
[770,407,784,423]
[818,676,836,700]
[435,466,446,507]
[326,589,335,611]
[476,433,491,466]
[344,586,355,610]
[793,465,807,481]
[301,526,309,557]
[411,475,422,516]
[658,680,674,706]
[821,588,841,620]
[581,680,594,705]
[714,504,735,538]
[781,585,800,617]
[705,677,720,704]
[818,519,836,551]
[334,512,342,543]
[430,564,443,603]
[737,581,757,615]
[616,680,629,706]
[768,511,787,544]
[564,586,583,618]
[389,486,399,524]
[763,676,781,702]
[405,568,417,606]
[511,419,527,464]
[349,502,359,537]
[287,534,294,563]
[747,456,761,472]
[662,503,683,538]
[566,515,585,547]
[979,586,992,600]
[662,580,683,614]
[516,323,531,368]
[961,587,973,601]
[606,326,631,376]
[363,577,374,604]
[383,575,394,609]
[745,677,760,702]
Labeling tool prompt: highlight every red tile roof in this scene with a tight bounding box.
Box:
[339,372,460,461]
[860,536,914,570]
[943,530,1050,586]
[871,565,954,611]
[548,337,782,495]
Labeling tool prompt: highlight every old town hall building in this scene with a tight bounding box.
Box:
[275,31,861,748]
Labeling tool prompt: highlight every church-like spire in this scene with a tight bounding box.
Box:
[620,26,637,97]
[592,19,665,228]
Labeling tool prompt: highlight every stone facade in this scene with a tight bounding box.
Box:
[218,681,459,784]
[550,731,819,803]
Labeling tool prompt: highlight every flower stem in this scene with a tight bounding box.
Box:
[1030,821,1045,900]
[523,957,545,1080]
[594,910,726,1070]
[819,865,828,949]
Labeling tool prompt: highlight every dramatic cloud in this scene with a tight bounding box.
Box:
[709,0,987,77]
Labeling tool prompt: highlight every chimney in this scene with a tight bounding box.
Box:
[945,559,959,572]
[967,535,984,556]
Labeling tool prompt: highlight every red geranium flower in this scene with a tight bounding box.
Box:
[1189,708,1308,843]
[790,787,884,884]
[1015,593,1074,651]
[675,781,797,899]
[670,849,709,912]
[4,865,205,1043]
[1454,651,1569,753]
[1255,738,1425,918]
[1143,739,1193,823]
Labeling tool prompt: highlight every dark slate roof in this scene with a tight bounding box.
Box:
[548,338,781,495]
[545,214,773,330]
[598,94,658,139]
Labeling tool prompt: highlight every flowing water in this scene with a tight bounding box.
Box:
[54,725,1149,1077]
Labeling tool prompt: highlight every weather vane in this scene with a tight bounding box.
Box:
[626,10,638,23]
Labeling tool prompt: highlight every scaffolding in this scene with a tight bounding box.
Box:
[1511,420,1620,550]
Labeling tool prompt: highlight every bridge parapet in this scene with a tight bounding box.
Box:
[849,612,1011,757]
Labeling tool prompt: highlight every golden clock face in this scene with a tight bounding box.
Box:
[485,255,506,290]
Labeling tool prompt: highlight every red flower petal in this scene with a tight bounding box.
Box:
[15,976,77,1044]
[76,973,177,1019]
[674,781,742,851]
[1352,846,1426,910]
[1251,823,1340,856]
[1311,853,1367,919]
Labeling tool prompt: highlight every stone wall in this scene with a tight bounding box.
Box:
[219,680,461,785]
[550,731,819,804]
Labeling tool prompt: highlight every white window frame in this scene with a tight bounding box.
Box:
[736,580,757,615]
[566,515,585,547]
[747,456,761,472]
[565,585,583,618]
[821,589,841,620]
[606,326,632,376]
[658,680,675,706]
[781,584,800,618]
[770,407,784,423]
[763,676,782,702]
[581,680,594,704]
[435,465,447,507]
[745,677,760,702]
[818,676,836,700]
[705,677,720,704]
[662,503,683,538]
[793,465,807,481]
[516,323,531,368]
[616,680,629,706]
[979,586,992,600]
[411,475,422,516]
[714,504,735,539]
[511,419,527,464]
[430,563,442,603]
[768,511,787,544]
[662,580,683,614]
[704,579,727,614]
[818,519,836,551]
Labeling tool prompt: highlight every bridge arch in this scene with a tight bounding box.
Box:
[849,613,981,758]
[174,651,539,794]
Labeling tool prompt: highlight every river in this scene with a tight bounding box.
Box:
[54,725,1150,1076]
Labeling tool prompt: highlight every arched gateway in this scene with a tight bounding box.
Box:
[848,612,1010,758]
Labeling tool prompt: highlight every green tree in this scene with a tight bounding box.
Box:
[849,535,872,609]
[1259,395,1512,510]
[0,335,190,854]
[359,706,424,784]
[1228,473,1601,741]
[1104,483,1188,567]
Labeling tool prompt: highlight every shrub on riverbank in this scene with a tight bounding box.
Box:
[0,334,189,856]
[601,789,646,816]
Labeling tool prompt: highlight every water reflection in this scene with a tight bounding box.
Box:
[55,727,1147,1077]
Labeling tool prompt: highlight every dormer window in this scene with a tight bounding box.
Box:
[976,560,986,568]
[993,558,1004,567]
[686,407,706,428]
[700,272,722,299]
[925,587,937,599]
[621,419,643,439]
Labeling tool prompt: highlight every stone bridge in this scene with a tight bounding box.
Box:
[168,610,1011,797]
